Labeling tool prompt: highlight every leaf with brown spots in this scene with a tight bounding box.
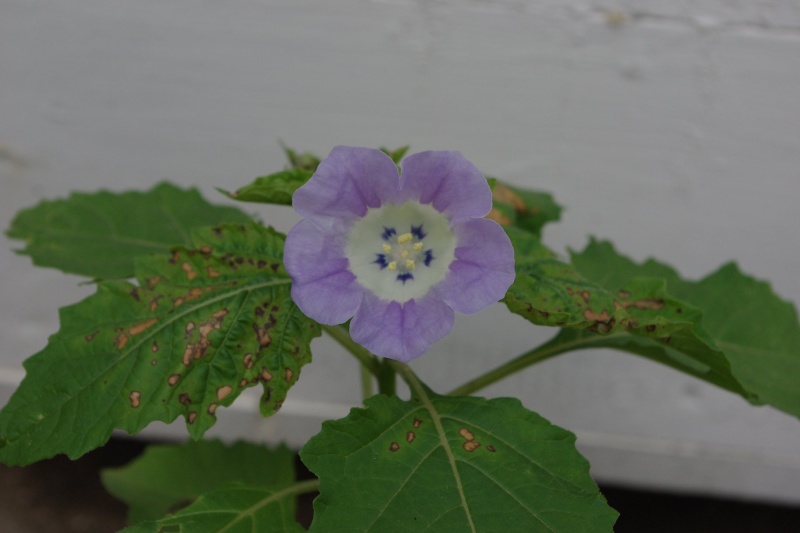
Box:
[502,229,750,395]
[489,180,562,239]
[301,383,617,533]
[6,182,252,279]
[0,222,320,465]
[570,239,800,419]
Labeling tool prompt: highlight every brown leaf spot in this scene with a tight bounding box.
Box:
[149,296,162,312]
[584,309,611,322]
[179,393,191,406]
[129,318,158,336]
[173,297,185,307]
[182,344,194,367]
[147,275,162,288]
[199,246,213,254]
[168,374,181,387]
[253,324,272,349]
[181,262,198,280]
[85,332,98,342]
[184,322,196,338]
[492,183,526,211]
[579,291,591,303]
[187,412,197,424]
[151,341,159,353]
[243,353,254,369]
[645,324,657,332]
[207,266,221,278]
[463,441,481,452]
[129,288,140,302]
[406,431,415,444]
[260,369,273,382]
[129,391,141,408]
[257,260,267,269]
[413,418,422,428]
[661,336,672,343]
[459,427,475,442]
[618,290,631,298]
[150,359,157,366]
[169,250,181,264]
[389,442,400,452]
[239,379,248,388]
[487,445,497,452]
[217,385,233,401]
[485,207,511,226]
[207,403,217,415]
[284,368,294,383]
[115,333,130,350]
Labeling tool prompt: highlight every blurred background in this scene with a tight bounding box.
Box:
[2,0,800,529]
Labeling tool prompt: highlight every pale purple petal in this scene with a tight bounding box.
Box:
[284,219,362,324]
[399,151,492,221]
[293,146,402,231]
[433,218,515,314]
[350,293,455,362]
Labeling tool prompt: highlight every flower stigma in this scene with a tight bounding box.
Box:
[345,202,456,303]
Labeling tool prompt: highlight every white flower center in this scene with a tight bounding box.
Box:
[345,202,456,303]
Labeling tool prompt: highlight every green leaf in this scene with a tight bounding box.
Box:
[0,222,320,465]
[6,182,252,279]
[489,182,562,238]
[570,239,800,418]
[503,229,749,396]
[217,168,313,205]
[301,387,617,532]
[380,145,411,164]
[282,144,321,172]
[102,439,295,524]
[122,482,310,533]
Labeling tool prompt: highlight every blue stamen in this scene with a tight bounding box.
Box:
[397,272,414,284]
[411,225,426,239]
[423,250,434,266]
[381,227,397,241]
[374,254,388,269]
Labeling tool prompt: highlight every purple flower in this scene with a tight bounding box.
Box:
[284,146,515,362]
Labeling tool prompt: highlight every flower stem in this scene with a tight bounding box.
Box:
[359,364,374,400]
[446,333,604,396]
[322,324,381,377]
[377,359,397,396]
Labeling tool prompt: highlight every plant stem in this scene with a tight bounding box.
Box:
[359,364,374,400]
[322,324,381,377]
[377,359,397,396]
[446,333,609,396]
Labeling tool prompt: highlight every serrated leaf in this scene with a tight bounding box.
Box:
[0,222,320,465]
[217,168,313,205]
[489,182,562,238]
[503,229,748,396]
[301,387,617,533]
[102,439,295,524]
[570,239,800,418]
[6,182,252,279]
[123,482,307,533]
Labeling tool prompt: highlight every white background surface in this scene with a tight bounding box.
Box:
[2,0,800,504]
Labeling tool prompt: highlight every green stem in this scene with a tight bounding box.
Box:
[322,324,381,377]
[446,333,620,397]
[359,364,374,400]
[377,359,397,396]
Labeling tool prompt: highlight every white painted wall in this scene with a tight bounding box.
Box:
[2,0,800,504]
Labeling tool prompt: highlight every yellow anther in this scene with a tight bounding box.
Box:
[405,259,416,270]
[397,233,412,244]
[387,261,398,271]
[382,243,392,254]
[400,249,410,259]
[413,242,424,251]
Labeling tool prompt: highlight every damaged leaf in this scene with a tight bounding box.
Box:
[0,222,320,465]
[6,182,252,279]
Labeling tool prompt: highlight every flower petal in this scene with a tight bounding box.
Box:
[434,218,515,314]
[399,151,492,221]
[350,293,455,362]
[284,219,363,324]
[292,146,402,231]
